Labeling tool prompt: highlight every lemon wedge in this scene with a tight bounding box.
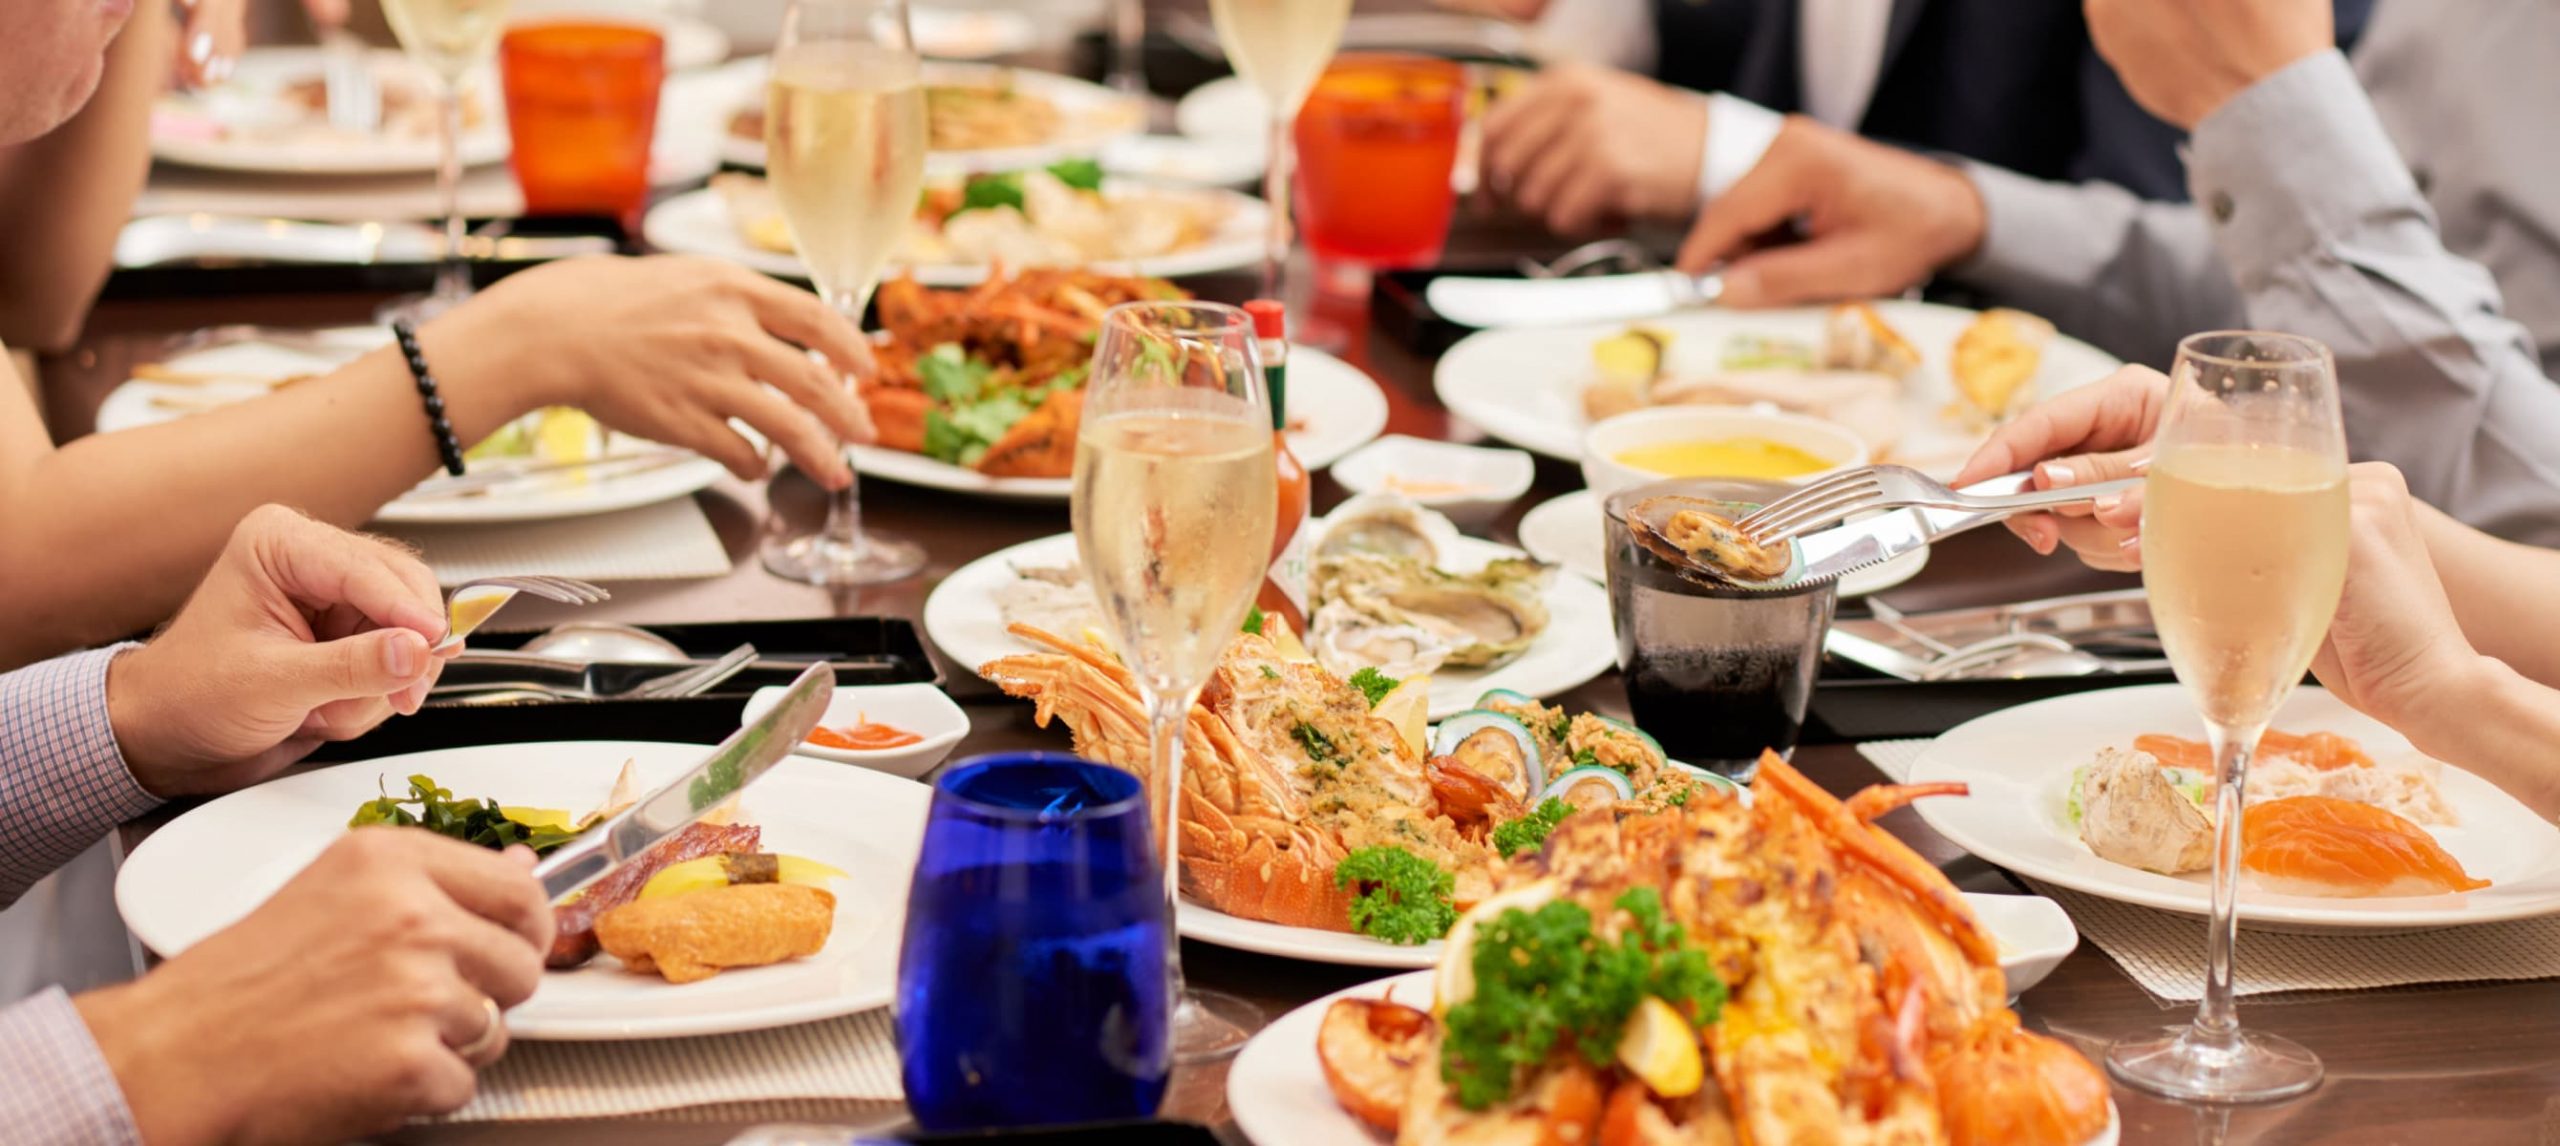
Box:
[1432,877,1557,1013]
[500,806,578,833]
[1616,996,1705,1098]
[1592,327,1669,381]
[533,407,602,465]
[1374,675,1432,760]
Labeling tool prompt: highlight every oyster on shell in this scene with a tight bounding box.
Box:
[1307,552,1553,680]
[1314,491,1463,566]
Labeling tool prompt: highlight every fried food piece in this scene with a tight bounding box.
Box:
[550,822,762,968]
[974,387,1081,477]
[594,882,838,984]
[866,386,934,454]
[1951,308,2054,422]
[1822,301,1922,381]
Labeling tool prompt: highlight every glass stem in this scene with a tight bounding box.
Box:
[819,290,868,552]
[434,84,468,301]
[1107,0,1146,94]
[1260,112,1293,301]
[1141,684,1199,992]
[2193,719,2264,1048]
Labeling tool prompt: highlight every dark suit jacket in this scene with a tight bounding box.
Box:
[1648,0,2374,203]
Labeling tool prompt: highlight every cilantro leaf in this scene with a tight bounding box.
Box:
[1490,797,1574,859]
[1347,667,1399,708]
[1260,664,1281,680]
[921,409,985,466]
[1045,157,1105,190]
[918,343,993,405]
[1333,846,1457,946]
[957,171,1027,214]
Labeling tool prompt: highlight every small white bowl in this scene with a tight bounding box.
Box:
[1331,435,1537,507]
[743,682,969,779]
[1579,407,1870,504]
[1964,891,2080,998]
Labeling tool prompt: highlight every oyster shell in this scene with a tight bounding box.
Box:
[1315,491,1463,566]
[1307,606,1457,681]
[1309,552,1554,674]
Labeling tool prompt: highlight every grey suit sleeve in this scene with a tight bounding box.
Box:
[1946,163,2247,371]
[2189,49,2560,546]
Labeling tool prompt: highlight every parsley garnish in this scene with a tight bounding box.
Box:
[1441,889,1724,1108]
[1347,666,1399,707]
[1573,747,1602,770]
[950,159,1110,216]
[1292,721,1341,765]
[1333,846,1457,945]
[1666,785,1693,807]
[1260,665,1281,680]
[1548,712,1572,742]
[1490,797,1573,859]
[1242,605,1267,635]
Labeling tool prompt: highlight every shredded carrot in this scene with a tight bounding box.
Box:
[809,713,924,751]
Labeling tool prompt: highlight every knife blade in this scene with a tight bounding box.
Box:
[115,215,616,268]
[1426,270,1724,329]
[532,662,836,902]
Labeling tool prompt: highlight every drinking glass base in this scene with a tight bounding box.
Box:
[2106,1026,2322,1103]
[760,528,924,585]
[1171,988,1260,1063]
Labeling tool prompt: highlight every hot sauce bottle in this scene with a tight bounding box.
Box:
[1244,299,1311,634]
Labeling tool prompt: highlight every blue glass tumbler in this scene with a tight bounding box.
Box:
[896,753,1173,1131]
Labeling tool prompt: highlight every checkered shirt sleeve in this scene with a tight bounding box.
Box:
[0,647,161,908]
[0,987,143,1145]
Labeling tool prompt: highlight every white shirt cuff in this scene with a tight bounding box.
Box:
[1700,94,1784,202]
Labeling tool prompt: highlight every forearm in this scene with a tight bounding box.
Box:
[2404,658,2560,823]
[0,989,145,1145]
[2409,499,2560,688]
[0,648,159,906]
[2189,50,2560,547]
[0,0,167,352]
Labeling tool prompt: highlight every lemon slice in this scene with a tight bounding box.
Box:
[1374,675,1432,760]
[1432,877,1557,1013]
[533,407,602,465]
[1616,996,1705,1098]
[499,806,577,833]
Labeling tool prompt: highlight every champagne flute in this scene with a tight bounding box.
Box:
[1207,0,1355,299]
[2108,331,2348,1102]
[757,0,928,585]
[1073,302,1277,1062]
[379,0,512,321]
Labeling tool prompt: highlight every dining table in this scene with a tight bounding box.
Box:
[45,205,2560,1146]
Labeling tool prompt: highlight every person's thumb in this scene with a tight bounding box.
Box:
[270,628,434,711]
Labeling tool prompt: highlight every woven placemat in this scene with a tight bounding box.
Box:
[1856,739,2560,1001]
[450,1009,902,1123]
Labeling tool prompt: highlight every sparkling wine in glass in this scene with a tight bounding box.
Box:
[1206,0,1354,299]
[378,0,511,321]
[757,0,928,585]
[2108,331,2348,1102]
[1073,302,1277,1061]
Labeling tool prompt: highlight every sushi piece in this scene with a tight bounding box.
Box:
[2241,796,2489,898]
[2077,747,2214,875]
[595,882,838,983]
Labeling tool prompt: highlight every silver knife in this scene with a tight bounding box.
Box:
[116,215,617,268]
[1426,270,1725,329]
[531,661,835,901]
[1766,473,2146,590]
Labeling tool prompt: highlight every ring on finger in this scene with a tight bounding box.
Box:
[451,996,504,1060]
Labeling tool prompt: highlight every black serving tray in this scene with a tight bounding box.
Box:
[100,214,632,301]
[1802,658,2179,744]
[305,616,939,761]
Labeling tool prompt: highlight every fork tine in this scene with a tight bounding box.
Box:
[1736,468,1877,531]
[1745,479,1884,544]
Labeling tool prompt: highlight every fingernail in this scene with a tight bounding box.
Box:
[208,54,234,83]
[382,632,422,678]
[188,31,213,66]
[2119,534,2143,552]
[2094,493,2123,515]
[2129,455,2153,475]
[2037,461,2075,488]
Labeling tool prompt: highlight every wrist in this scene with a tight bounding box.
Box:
[2406,657,2560,821]
[1922,157,1988,269]
[103,646,178,799]
[74,982,232,1146]
[414,300,561,432]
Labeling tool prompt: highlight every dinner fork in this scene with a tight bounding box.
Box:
[436,576,610,653]
[1735,465,2144,547]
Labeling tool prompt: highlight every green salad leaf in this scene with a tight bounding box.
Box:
[952,159,1112,216]
[348,774,581,855]
[1333,846,1457,945]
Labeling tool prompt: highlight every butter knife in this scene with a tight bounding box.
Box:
[1426,270,1725,329]
[532,662,835,901]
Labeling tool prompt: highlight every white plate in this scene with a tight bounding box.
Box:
[1185,888,2072,989]
[1174,76,1265,143]
[1514,489,1928,598]
[1911,685,2560,933]
[92,330,729,525]
[742,681,969,779]
[115,741,931,1040]
[719,60,1146,175]
[1433,301,2122,478]
[1228,970,2120,1146]
[1330,436,1534,507]
[641,180,1269,287]
[909,6,1040,59]
[152,48,512,176]
[845,345,1386,501]
[927,529,1615,721]
[1100,133,1264,187]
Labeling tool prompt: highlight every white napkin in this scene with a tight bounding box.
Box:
[450,1009,903,1122]
[1855,739,2560,1000]
[378,498,732,586]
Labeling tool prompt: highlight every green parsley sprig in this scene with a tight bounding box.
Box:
[1347,667,1400,707]
[1333,846,1457,945]
[1490,797,1574,859]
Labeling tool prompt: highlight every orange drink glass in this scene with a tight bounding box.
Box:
[1292,54,1465,268]
[499,20,664,231]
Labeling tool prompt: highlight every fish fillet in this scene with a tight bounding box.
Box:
[2242,796,2488,898]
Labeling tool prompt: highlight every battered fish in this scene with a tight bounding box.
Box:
[594,882,837,984]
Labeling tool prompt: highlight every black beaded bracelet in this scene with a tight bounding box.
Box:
[391,318,466,477]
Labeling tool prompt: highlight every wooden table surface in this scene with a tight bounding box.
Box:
[58,257,2560,1145]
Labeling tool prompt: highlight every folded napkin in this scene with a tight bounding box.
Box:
[450,1009,903,1122]
[378,498,733,586]
[1856,739,2560,1001]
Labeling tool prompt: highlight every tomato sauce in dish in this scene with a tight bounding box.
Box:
[808,716,924,751]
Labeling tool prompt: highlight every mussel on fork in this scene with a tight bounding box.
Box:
[1625,495,1796,586]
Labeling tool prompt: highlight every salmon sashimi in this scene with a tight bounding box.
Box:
[2241,796,2488,898]
[2134,730,2375,774]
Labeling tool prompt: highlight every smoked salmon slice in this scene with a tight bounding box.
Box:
[2240,796,2488,898]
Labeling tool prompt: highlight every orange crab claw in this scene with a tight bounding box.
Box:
[1752,752,1998,967]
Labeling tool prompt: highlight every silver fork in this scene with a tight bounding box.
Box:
[318,27,382,134]
[1735,465,2144,547]
[437,576,610,653]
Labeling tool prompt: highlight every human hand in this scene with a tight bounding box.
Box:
[1952,364,2170,570]
[427,256,877,491]
[106,506,452,797]
[2305,464,2489,731]
[1671,116,1987,306]
[76,829,552,1146]
[1482,64,1709,234]
[2084,0,2333,130]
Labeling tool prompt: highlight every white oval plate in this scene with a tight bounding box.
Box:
[1174,76,1265,143]
[116,741,931,1040]
[151,48,511,176]
[719,59,1146,175]
[1432,300,2121,477]
[1514,489,1927,598]
[642,181,1270,288]
[928,528,1614,722]
[1912,685,2560,933]
[845,345,1386,501]
[1228,970,2119,1146]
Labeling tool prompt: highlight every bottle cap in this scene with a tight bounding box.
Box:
[1243,299,1288,339]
